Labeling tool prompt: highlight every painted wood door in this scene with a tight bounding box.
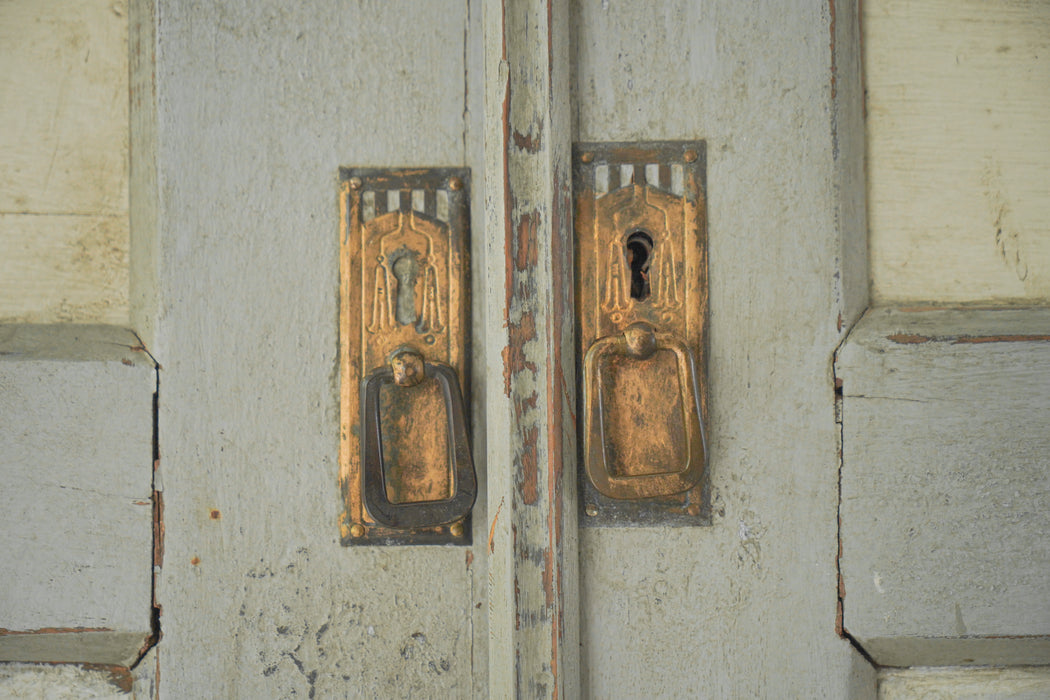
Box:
[562,2,875,696]
[4,1,1045,696]
[145,0,877,697]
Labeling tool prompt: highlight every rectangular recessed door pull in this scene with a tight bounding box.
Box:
[584,322,705,500]
[361,348,476,529]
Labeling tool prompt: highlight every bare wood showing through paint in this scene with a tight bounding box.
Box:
[484,0,580,697]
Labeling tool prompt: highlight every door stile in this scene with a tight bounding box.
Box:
[482,0,580,697]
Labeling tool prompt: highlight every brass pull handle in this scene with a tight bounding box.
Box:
[361,349,477,529]
[583,322,706,500]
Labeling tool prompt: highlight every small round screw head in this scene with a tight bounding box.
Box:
[585,504,598,517]
[348,177,363,190]
[349,524,366,538]
[580,152,594,164]
[450,522,465,537]
[448,177,463,191]
[683,149,698,163]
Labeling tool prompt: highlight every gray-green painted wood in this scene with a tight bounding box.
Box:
[571,1,876,696]
[837,307,1050,667]
[483,0,580,696]
[150,2,486,696]
[0,325,155,665]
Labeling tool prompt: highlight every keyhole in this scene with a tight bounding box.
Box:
[625,231,653,301]
[392,254,418,325]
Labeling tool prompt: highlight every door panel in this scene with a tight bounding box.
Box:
[151,2,486,696]
[142,0,880,697]
[571,2,874,695]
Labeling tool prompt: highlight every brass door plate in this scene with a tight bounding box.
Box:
[573,142,710,527]
[339,167,473,546]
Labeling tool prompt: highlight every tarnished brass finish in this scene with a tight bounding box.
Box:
[574,142,709,525]
[583,323,704,500]
[361,350,476,530]
[339,167,474,546]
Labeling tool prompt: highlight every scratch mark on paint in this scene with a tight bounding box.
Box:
[488,497,504,554]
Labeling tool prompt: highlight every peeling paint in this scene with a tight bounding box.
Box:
[888,332,1050,345]
[502,311,538,398]
[512,127,542,154]
[887,333,931,344]
[517,425,540,505]
[80,663,134,693]
[490,0,577,694]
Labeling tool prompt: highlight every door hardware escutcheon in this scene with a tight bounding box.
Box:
[574,142,710,526]
[339,167,475,546]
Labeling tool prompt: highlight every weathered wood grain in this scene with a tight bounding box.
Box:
[866,0,1050,304]
[483,0,580,696]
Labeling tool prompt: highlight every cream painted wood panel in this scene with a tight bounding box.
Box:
[880,667,1050,700]
[0,213,128,322]
[0,663,132,698]
[865,0,1050,304]
[0,0,129,323]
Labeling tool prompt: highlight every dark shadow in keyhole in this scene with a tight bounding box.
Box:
[625,231,653,301]
[392,253,419,325]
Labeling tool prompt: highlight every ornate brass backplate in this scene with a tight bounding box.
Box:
[574,142,710,527]
[339,167,474,546]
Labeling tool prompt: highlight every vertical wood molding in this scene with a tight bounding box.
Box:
[831,0,869,332]
[483,0,579,696]
[129,0,159,345]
